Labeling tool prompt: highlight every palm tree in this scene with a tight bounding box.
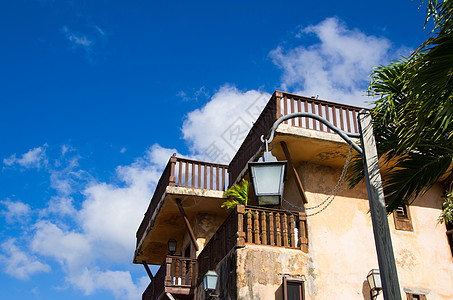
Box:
[221,179,249,209]
[348,0,453,223]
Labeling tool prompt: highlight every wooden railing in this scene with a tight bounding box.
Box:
[150,256,197,300]
[197,205,308,279]
[136,156,229,247]
[228,91,363,187]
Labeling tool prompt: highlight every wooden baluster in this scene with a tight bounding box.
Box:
[299,212,309,253]
[169,156,177,186]
[282,213,288,247]
[191,163,195,188]
[325,105,331,133]
[221,167,226,191]
[175,259,180,285]
[198,164,201,188]
[185,162,189,187]
[261,211,267,245]
[304,100,309,129]
[216,166,220,190]
[204,165,207,189]
[297,99,302,127]
[276,213,281,246]
[237,205,245,247]
[290,214,295,248]
[254,211,260,244]
[332,106,338,129]
[269,212,275,246]
[311,101,316,130]
[339,107,344,131]
[352,110,358,133]
[318,103,323,131]
[178,160,183,186]
[345,109,351,133]
[187,260,193,285]
[165,257,172,286]
[283,96,288,123]
[181,259,187,285]
[247,210,252,243]
[290,97,295,126]
[209,165,213,190]
[276,92,283,118]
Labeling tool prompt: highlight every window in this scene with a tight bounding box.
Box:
[406,293,426,300]
[394,203,413,231]
[283,277,304,300]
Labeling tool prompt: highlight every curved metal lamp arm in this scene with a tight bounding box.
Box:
[260,112,363,155]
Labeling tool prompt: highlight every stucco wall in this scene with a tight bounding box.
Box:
[233,161,453,299]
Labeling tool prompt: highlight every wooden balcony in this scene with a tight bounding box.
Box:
[228,91,363,187]
[135,156,229,264]
[197,205,308,277]
[143,256,197,300]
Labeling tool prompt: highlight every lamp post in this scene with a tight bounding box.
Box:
[249,110,401,300]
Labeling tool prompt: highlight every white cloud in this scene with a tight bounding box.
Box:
[3,145,48,168]
[68,269,147,300]
[270,17,404,106]
[1,199,31,223]
[182,85,270,163]
[0,239,50,280]
[32,221,92,271]
[62,26,92,48]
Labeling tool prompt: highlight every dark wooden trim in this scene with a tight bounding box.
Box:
[175,198,199,251]
[142,261,154,281]
[280,141,308,204]
[283,276,304,300]
[393,203,414,231]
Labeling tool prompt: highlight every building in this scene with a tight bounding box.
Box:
[133,91,453,299]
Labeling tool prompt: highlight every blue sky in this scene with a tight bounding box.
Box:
[0,0,430,299]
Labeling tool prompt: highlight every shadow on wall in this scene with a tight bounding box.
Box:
[362,279,372,300]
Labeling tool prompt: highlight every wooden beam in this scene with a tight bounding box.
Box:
[175,198,199,251]
[280,141,308,203]
[142,261,154,281]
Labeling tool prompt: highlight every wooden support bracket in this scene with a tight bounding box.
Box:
[175,198,199,251]
[280,141,308,204]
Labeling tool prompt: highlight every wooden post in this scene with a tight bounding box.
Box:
[276,213,281,246]
[298,213,308,253]
[358,110,401,300]
[165,257,172,286]
[247,210,252,242]
[169,156,177,186]
[237,205,246,247]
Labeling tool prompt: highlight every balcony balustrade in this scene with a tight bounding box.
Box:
[136,156,228,247]
[197,205,308,279]
[228,91,362,187]
[143,256,197,300]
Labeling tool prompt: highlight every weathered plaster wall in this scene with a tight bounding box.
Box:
[236,245,308,300]
[234,161,453,299]
[297,162,453,299]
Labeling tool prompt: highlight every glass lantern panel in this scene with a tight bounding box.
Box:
[252,164,284,195]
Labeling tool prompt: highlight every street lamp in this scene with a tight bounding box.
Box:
[203,270,219,299]
[167,238,177,255]
[249,111,401,300]
[367,269,383,299]
[248,149,287,206]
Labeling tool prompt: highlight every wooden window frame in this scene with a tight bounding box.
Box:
[406,292,427,300]
[394,203,413,231]
[283,277,304,300]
